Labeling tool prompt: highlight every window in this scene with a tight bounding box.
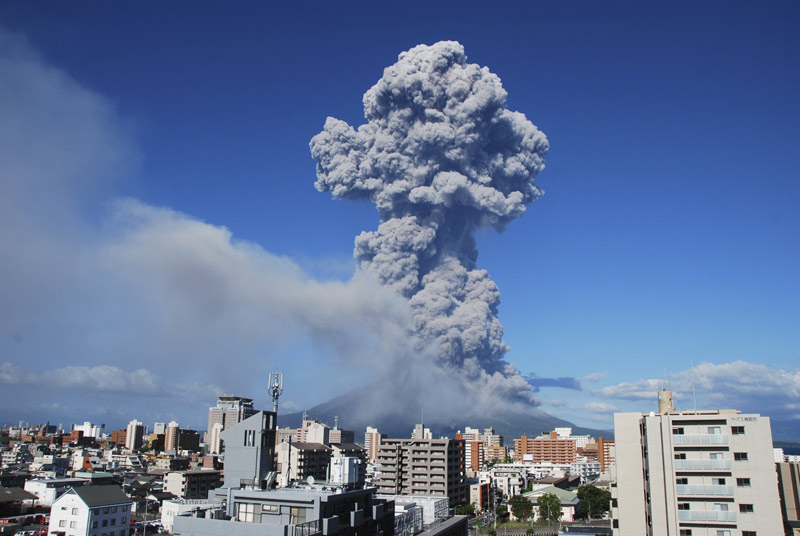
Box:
[710,452,724,460]
[262,505,279,513]
[712,478,726,485]
[92,522,98,529]
[111,519,116,526]
[103,508,109,514]
[680,530,692,536]
[673,427,685,435]
[102,520,108,527]
[59,521,66,528]
[121,518,126,524]
[739,504,754,513]
[714,503,729,512]
[732,426,745,435]
[675,453,686,460]
[742,532,757,536]
[678,503,690,510]
[734,452,748,461]
[737,478,751,487]
[716,531,731,536]
[111,507,117,513]
[71,508,78,515]
[236,502,256,523]
[676,478,688,485]
[708,426,721,435]
[121,531,126,536]
[69,522,77,529]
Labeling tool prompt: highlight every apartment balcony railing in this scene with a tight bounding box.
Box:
[673,459,731,471]
[676,485,734,496]
[672,434,729,446]
[678,510,736,522]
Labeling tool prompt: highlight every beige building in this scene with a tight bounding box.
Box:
[364,426,384,462]
[164,469,222,499]
[514,432,577,464]
[375,428,466,507]
[612,398,782,536]
[206,395,256,454]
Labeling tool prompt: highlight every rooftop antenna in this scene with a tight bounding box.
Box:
[268,370,283,415]
[334,416,339,430]
[690,357,697,413]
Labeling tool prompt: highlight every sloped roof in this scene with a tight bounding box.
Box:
[73,485,132,507]
[0,487,37,503]
[524,485,578,503]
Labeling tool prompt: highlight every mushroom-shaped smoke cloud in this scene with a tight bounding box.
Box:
[311,41,548,408]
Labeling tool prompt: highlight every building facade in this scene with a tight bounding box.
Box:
[376,433,466,507]
[164,470,222,499]
[513,433,577,464]
[612,402,783,536]
[207,396,257,454]
[125,420,143,451]
[48,485,132,536]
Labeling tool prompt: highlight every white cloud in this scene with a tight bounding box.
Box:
[584,401,619,413]
[593,361,800,420]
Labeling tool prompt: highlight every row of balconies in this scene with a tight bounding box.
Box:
[678,510,736,522]
[672,434,729,446]
[673,459,731,471]
[675,484,734,496]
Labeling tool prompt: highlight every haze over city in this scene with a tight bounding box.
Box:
[0,1,798,432]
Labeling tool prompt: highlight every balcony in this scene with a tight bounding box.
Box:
[676,485,734,496]
[673,459,731,471]
[678,510,736,522]
[673,434,729,446]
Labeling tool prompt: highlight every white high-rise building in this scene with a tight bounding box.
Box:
[125,419,144,451]
[611,393,782,536]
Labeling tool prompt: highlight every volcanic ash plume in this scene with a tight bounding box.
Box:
[310,41,548,405]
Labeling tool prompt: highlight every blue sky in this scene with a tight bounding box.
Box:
[0,1,798,432]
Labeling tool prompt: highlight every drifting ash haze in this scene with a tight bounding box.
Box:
[0,33,548,428]
[312,41,549,418]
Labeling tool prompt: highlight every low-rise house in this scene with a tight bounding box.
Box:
[523,485,579,523]
[48,485,132,536]
[24,478,88,506]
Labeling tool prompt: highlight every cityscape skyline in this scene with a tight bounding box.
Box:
[0,1,798,431]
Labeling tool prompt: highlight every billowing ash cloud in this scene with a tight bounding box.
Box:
[311,41,548,401]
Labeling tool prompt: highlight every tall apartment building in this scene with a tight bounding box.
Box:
[164,421,180,452]
[612,395,783,536]
[514,432,577,464]
[598,437,615,472]
[364,426,385,462]
[125,420,144,451]
[207,395,257,454]
[376,428,466,507]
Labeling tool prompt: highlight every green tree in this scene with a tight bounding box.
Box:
[509,494,533,521]
[455,503,476,517]
[495,504,509,520]
[576,485,611,519]
[536,493,561,524]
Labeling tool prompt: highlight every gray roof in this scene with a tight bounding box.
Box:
[73,485,132,508]
[334,443,364,451]
[290,442,331,451]
[0,487,37,503]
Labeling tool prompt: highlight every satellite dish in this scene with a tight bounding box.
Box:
[307,476,315,486]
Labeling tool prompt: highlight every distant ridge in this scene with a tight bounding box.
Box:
[277,389,612,441]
